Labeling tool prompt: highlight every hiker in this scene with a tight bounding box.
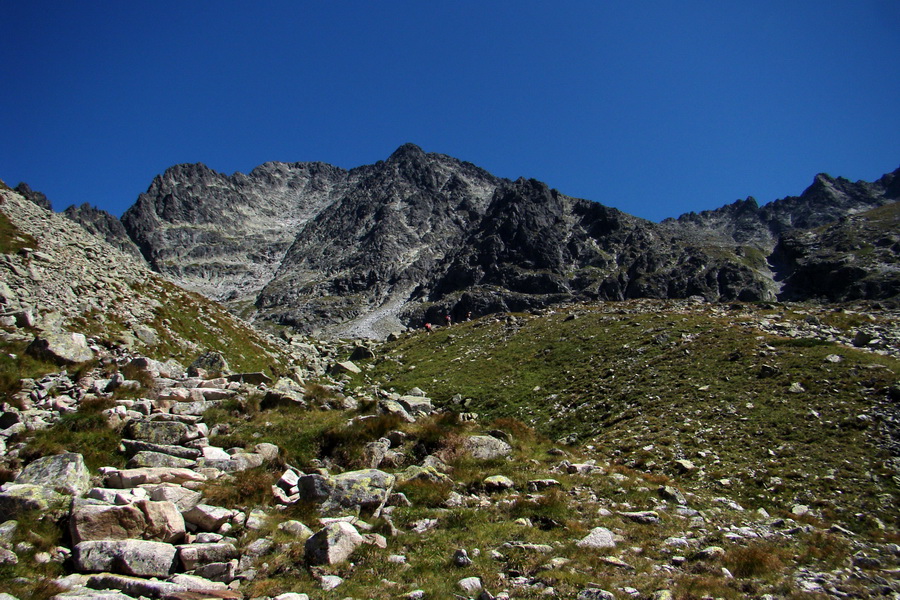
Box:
[444,314,452,327]
[466,311,472,321]
[424,322,432,333]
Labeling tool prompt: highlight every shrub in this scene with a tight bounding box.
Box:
[724,543,784,578]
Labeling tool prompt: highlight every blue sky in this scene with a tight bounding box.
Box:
[2,2,898,222]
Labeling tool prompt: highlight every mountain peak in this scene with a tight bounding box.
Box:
[388,143,426,161]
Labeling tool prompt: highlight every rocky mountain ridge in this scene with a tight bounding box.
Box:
[42,147,900,337]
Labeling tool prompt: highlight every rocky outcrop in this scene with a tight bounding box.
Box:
[772,202,900,305]
[63,203,145,262]
[14,182,51,211]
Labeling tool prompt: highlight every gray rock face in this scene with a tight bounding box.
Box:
[14,182,52,210]
[63,203,145,261]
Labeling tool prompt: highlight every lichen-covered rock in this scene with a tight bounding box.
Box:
[330,469,396,509]
[0,484,68,520]
[14,452,90,496]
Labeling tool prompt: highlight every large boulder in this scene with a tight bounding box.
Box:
[304,522,364,565]
[73,539,178,577]
[330,469,395,509]
[136,499,186,543]
[126,420,190,446]
[14,452,91,495]
[69,501,148,544]
[0,484,67,520]
[26,332,95,365]
[463,435,512,460]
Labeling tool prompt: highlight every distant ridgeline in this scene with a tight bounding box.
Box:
[39,145,900,337]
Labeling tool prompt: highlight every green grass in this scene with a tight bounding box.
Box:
[350,301,900,528]
[0,208,37,253]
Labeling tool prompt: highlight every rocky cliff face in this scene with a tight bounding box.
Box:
[63,203,146,262]
[120,161,349,302]
[66,146,900,336]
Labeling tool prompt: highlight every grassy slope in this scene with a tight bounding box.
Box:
[351,301,899,529]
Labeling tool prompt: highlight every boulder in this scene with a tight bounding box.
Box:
[69,501,148,544]
[304,522,364,565]
[463,435,512,460]
[188,352,230,376]
[0,484,67,520]
[73,539,177,577]
[577,527,617,549]
[136,499,186,543]
[148,484,204,512]
[127,420,190,446]
[330,469,395,509]
[177,542,239,570]
[128,451,197,469]
[183,504,234,532]
[106,468,206,489]
[14,452,91,496]
[26,332,94,365]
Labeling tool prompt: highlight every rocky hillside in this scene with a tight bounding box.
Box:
[83,148,888,336]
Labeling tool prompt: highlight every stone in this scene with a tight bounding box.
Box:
[618,510,660,524]
[304,521,364,565]
[136,499,186,543]
[457,576,482,594]
[0,484,67,520]
[398,395,433,415]
[577,527,616,549]
[148,483,203,512]
[105,467,207,488]
[483,475,514,491]
[127,420,190,446]
[178,542,239,571]
[189,352,230,376]
[576,589,616,600]
[26,332,94,365]
[659,485,687,505]
[673,459,696,473]
[128,451,197,469]
[69,501,148,544]
[14,452,91,496]
[463,435,512,460]
[694,546,726,560]
[527,479,561,491]
[453,548,473,567]
[329,469,396,509]
[183,505,234,532]
[278,520,314,540]
[85,573,182,598]
[73,539,177,577]
[330,360,361,375]
[320,575,343,590]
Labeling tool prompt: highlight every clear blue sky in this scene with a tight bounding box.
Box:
[2,2,898,222]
